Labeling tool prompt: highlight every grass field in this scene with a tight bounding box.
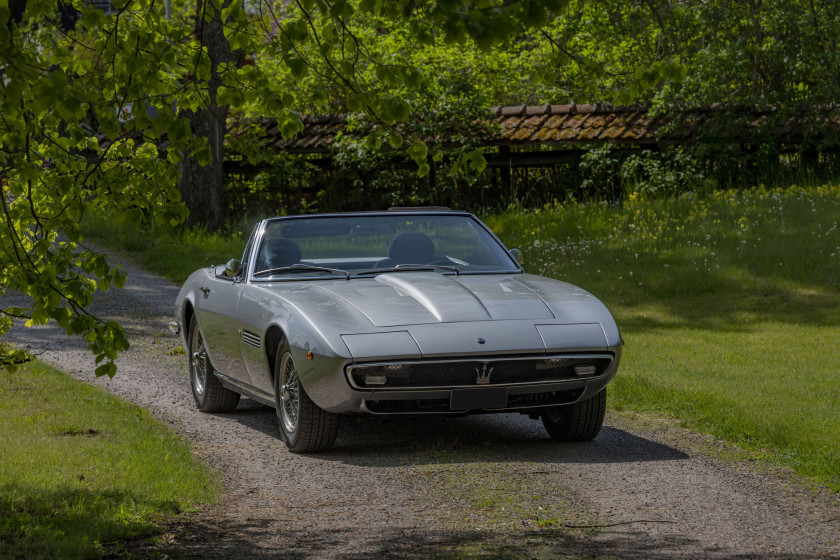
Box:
[82,184,840,490]
[0,361,220,559]
[486,184,840,490]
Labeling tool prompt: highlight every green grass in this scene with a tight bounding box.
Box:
[81,214,250,284]
[485,184,840,490]
[0,361,221,559]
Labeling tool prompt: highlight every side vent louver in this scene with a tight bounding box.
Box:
[241,330,261,349]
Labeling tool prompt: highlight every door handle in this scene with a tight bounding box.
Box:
[200,286,210,294]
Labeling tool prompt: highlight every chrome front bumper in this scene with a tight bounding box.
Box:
[300,343,622,416]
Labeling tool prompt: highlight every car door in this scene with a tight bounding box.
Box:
[193,230,258,384]
[193,272,250,381]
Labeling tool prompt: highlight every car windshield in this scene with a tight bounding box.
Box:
[251,213,519,279]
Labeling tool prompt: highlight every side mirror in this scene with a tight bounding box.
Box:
[509,248,523,265]
[225,259,243,278]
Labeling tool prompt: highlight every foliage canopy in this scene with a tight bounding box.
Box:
[3,0,839,370]
[0,0,578,371]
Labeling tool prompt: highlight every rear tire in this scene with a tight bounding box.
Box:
[274,341,339,453]
[188,315,240,412]
[541,388,606,442]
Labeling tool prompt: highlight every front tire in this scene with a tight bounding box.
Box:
[541,388,607,442]
[274,342,339,453]
[188,316,240,412]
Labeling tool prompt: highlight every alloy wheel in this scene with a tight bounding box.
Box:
[191,330,208,397]
[278,352,300,434]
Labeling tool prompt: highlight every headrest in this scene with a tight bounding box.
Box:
[259,238,302,270]
[388,232,435,264]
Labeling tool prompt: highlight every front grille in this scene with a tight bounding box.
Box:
[366,398,451,414]
[348,354,612,389]
[364,388,583,414]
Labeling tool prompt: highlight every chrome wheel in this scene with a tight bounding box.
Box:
[191,331,208,397]
[273,340,339,453]
[278,352,300,434]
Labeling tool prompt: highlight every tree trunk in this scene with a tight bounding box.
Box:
[178,106,228,230]
[178,0,240,231]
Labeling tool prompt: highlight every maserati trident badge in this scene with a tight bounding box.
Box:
[476,363,493,385]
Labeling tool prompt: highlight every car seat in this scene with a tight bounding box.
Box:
[376,232,436,267]
[257,238,302,271]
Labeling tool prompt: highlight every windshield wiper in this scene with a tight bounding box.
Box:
[253,264,350,279]
[355,264,460,276]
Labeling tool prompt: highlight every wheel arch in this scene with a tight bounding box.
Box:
[182,300,196,341]
[259,310,354,412]
[264,324,287,387]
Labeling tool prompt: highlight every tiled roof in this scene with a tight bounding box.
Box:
[234,115,348,154]
[492,104,657,145]
[232,104,838,154]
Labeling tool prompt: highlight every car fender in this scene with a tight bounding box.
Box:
[234,283,355,404]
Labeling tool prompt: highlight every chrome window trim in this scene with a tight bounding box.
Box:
[243,219,268,283]
[345,353,614,391]
[249,269,526,283]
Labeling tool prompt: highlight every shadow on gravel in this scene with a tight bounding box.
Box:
[222,407,689,467]
[129,518,836,560]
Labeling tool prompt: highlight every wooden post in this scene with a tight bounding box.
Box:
[499,145,511,204]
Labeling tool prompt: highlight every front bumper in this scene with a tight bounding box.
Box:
[305,348,621,415]
[358,382,589,414]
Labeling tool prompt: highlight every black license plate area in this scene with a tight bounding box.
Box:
[450,387,508,411]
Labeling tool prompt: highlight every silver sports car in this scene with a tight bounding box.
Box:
[171,209,622,452]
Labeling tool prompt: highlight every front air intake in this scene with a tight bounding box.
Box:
[347,354,613,389]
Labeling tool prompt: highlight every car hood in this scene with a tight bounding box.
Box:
[253,272,619,360]
[313,272,599,327]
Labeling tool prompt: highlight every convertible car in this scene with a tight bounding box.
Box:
[171,209,622,452]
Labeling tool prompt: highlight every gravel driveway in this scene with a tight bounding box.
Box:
[5,257,839,559]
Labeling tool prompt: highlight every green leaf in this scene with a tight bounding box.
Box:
[194,144,213,167]
[387,134,404,149]
[286,57,308,78]
[346,92,366,112]
[337,60,355,78]
[279,113,304,139]
[167,118,192,146]
[112,267,127,289]
[329,0,353,19]
[407,141,428,164]
[4,77,25,107]
[380,97,410,124]
[359,0,383,14]
[95,362,117,378]
[466,148,487,173]
[53,307,72,327]
[363,133,382,150]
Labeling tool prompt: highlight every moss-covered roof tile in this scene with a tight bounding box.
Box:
[230,104,837,154]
